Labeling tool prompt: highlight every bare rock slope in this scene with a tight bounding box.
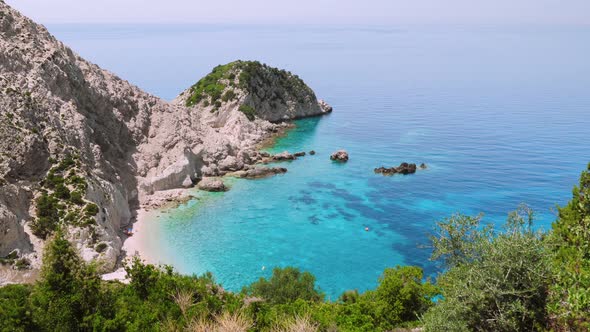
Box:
[0,2,331,278]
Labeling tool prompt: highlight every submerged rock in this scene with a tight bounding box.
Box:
[231,167,287,179]
[309,150,316,155]
[374,163,419,175]
[330,150,349,162]
[197,177,227,192]
[294,151,306,157]
[420,163,427,169]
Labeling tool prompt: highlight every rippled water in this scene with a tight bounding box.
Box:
[50,24,590,297]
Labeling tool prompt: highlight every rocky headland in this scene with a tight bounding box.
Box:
[0,2,331,282]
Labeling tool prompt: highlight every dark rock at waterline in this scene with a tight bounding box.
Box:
[374,162,419,175]
[294,151,306,157]
[330,150,349,162]
[309,150,316,155]
[272,151,295,161]
[420,163,427,169]
[233,167,288,179]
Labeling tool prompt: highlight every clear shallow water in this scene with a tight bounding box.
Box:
[49,24,590,297]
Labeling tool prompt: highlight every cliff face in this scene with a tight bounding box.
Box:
[0,3,331,279]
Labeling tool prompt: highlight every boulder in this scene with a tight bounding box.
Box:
[330,150,349,162]
[219,155,242,172]
[234,167,288,179]
[294,151,306,157]
[419,163,427,169]
[309,150,316,155]
[272,151,295,161]
[197,177,227,192]
[374,163,417,175]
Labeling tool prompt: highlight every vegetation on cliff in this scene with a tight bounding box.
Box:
[185,60,317,119]
[2,166,589,331]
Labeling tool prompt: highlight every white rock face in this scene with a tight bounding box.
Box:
[0,3,332,278]
[197,177,226,192]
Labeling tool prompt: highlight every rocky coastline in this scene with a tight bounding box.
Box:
[0,2,332,284]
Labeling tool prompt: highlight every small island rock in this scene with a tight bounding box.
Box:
[309,150,316,155]
[375,162,418,175]
[330,150,349,162]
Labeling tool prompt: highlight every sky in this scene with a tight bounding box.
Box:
[5,0,590,25]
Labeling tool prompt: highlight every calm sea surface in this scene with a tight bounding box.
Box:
[49,24,590,297]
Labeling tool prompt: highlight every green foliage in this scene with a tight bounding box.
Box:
[244,267,324,304]
[547,163,590,329]
[84,203,99,217]
[239,104,256,121]
[373,266,437,327]
[30,231,104,331]
[30,193,60,239]
[186,62,235,107]
[69,190,84,205]
[95,242,108,253]
[0,284,34,332]
[54,183,71,200]
[221,89,235,102]
[423,206,551,331]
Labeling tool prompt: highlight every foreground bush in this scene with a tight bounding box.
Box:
[547,163,590,330]
[422,206,551,331]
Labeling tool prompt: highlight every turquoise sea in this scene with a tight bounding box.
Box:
[49,24,590,298]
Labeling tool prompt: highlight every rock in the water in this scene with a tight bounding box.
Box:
[375,163,417,175]
[330,150,349,162]
[294,151,306,157]
[419,163,427,169]
[309,150,316,155]
[197,177,227,192]
[233,167,287,179]
[319,99,333,113]
[272,151,295,161]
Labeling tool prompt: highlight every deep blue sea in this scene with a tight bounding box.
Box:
[49,23,590,298]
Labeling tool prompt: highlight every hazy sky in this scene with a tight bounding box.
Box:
[6,0,590,25]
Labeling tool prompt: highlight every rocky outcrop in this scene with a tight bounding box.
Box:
[375,163,426,175]
[197,177,227,192]
[174,60,332,123]
[229,167,287,179]
[0,3,332,279]
[330,150,349,162]
[272,151,296,161]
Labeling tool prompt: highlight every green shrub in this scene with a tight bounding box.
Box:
[44,172,64,189]
[95,243,108,253]
[422,206,551,331]
[547,163,590,330]
[0,284,34,331]
[238,104,256,121]
[30,193,60,239]
[222,89,235,102]
[53,183,70,200]
[14,258,31,270]
[69,190,84,205]
[84,203,99,217]
[243,266,324,304]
